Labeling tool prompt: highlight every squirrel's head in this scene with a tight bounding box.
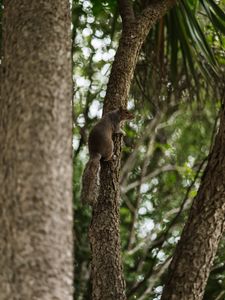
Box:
[119,106,134,121]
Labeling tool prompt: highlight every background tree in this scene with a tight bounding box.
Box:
[0,1,73,299]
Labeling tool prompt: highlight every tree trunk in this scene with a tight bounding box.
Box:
[0,1,73,300]
[88,1,176,299]
[161,100,225,300]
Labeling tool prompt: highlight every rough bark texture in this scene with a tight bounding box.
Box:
[89,1,176,300]
[104,0,176,113]
[0,1,73,300]
[161,103,225,300]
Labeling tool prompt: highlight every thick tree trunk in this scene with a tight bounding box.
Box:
[161,101,225,300]
[88,1,176,300]
[0,1,73,300]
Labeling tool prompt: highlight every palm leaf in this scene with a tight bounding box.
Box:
[154,0,223,85]
[204,0,225,21]
[201,0,225,35]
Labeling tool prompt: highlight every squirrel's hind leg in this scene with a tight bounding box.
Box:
[103,153,113,161]
[102,141,114,161]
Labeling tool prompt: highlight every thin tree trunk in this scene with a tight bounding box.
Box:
[161,97,225,300]
[88,1,176,299]
[0,1,73,300]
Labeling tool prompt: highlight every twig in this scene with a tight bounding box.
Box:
[138,258,171,300]
[215,291,225,300]
[126,198,192,256]
[120,111,163,183]
[122,164,180,193]
[158,156,208,239]
[127,156,207,286]
[127,134,157,250]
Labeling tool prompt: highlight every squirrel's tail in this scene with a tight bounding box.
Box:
[80,154,101,205]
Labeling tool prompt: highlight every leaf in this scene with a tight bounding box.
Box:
[201,0,225,35]
[167,10,179,82]
[182,0,217,67]
[204,0,225,21]
[91,0,117,17]
[174,7,199,84]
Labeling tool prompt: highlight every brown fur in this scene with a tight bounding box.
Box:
[80,107,133,205]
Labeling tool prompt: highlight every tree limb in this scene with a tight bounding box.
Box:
[137,0,177,32]
[117,0,135,28]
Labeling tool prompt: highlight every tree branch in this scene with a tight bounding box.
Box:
[117,0,135,28]
[126,198,191,256]
[122,164,180,193]
[137,0,177,31]
[104,0,177,113]
[120,112,163,183]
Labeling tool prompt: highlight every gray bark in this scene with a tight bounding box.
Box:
[0,1,73,300]
[161,100,225,300]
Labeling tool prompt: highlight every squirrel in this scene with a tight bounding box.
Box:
[80,106,134,205]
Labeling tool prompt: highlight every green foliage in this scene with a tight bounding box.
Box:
[201,0,225,34]
[91,0,117,17]
[72,0,225,299]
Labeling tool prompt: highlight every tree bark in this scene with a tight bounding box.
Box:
[88,1,176,300]
[0,1,73,300]
[161,100,225,300]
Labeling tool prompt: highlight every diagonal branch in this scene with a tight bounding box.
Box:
[137,0,177,31]
[138,258,172,300]
[122,164,180,193]
[117,0,135,28]
[104,0,177,112]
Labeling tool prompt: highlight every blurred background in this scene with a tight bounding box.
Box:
[71,1,225,299]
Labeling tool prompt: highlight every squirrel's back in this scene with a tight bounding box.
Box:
[88,108,133,160]
[88,113,114,160]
